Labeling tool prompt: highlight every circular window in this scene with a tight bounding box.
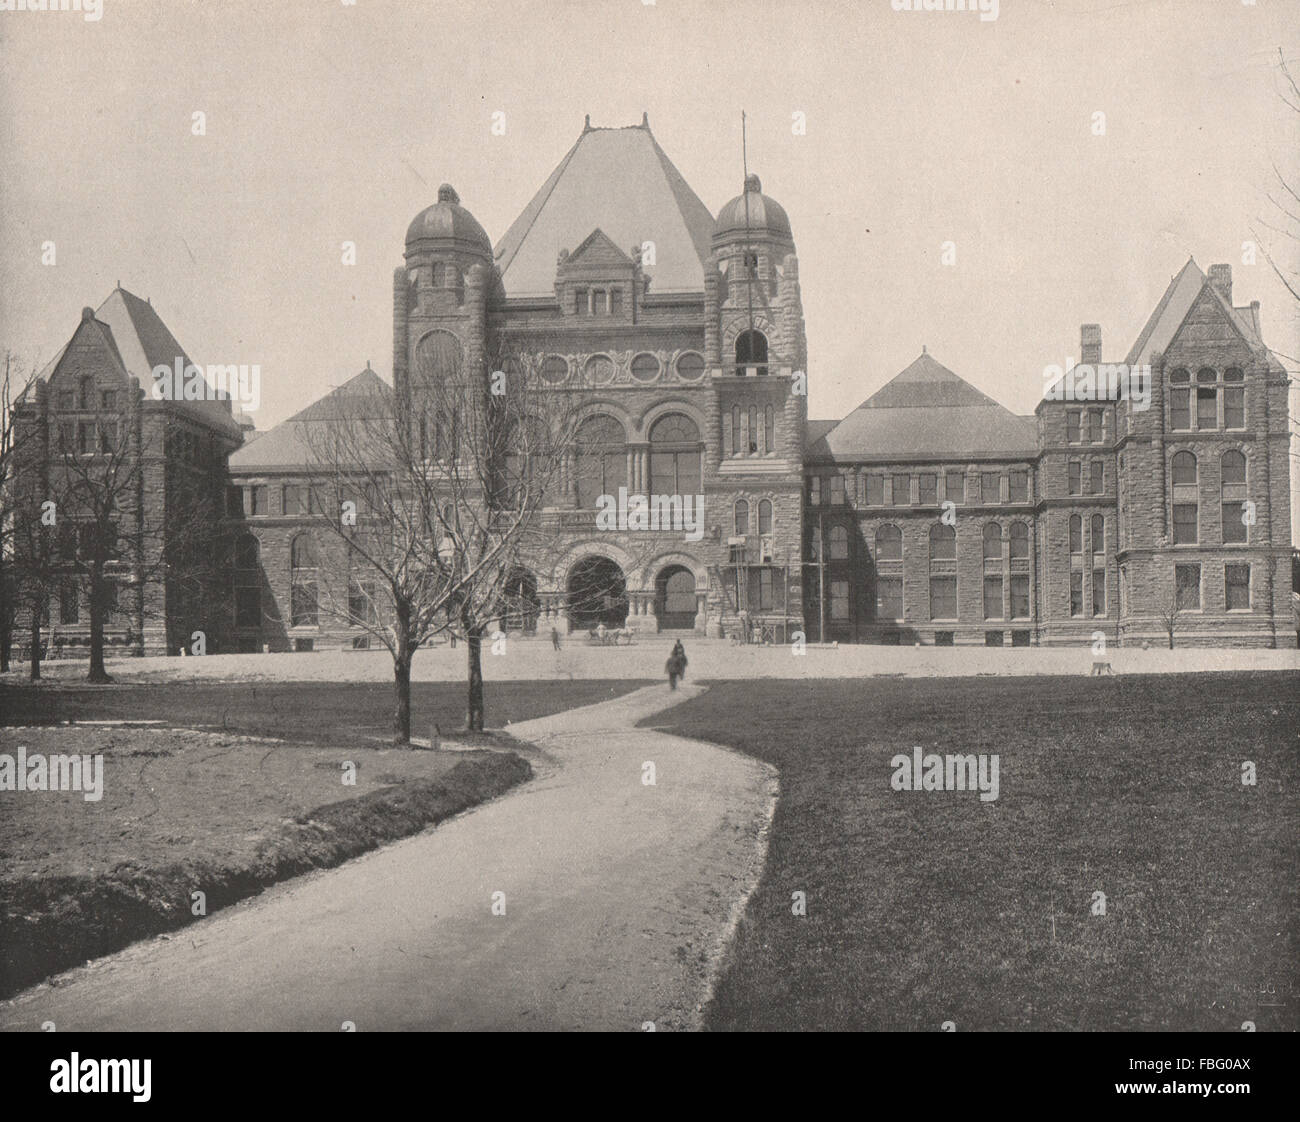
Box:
[584,354,615,385]
[540,355,569,384]
[675,351,706,381]
[630,352,661,382]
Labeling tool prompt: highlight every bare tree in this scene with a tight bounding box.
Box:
[0,352,42,672]
[300,340,580,742]
[10,387,221,682]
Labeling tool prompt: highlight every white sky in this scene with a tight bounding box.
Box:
[2,0,1298,536]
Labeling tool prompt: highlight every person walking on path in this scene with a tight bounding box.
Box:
[666,640,688,690]
[551,626,562,651]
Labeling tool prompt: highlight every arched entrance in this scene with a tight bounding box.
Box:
[567,556,628,631]
[502,569,539,634]
[655,565,697,630]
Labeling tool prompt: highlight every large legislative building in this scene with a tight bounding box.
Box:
[17,118,1295,654]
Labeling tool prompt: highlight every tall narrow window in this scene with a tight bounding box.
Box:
[892,474,910,505]
[1069,571,1083,617]
[734,499,749,535]
[876,524,902,561]
[1090,461,1104,494]
[1091,514,1104,558]
[983,523,1002,562]
[829,525,849,560]
[758,499,773,535]
[1175,563,1201,611]
[1221,450,1247,544]
[730,405,741,456]
[981,472,1000,504]
[1225,563,1250,610]
[1010,575,1030,619]
[929,523,956,561]
[735,330,768,376]
[1196,368,1217,429]
[945,471,964,504]
[866,475,884,505]
[1068,461,1081,495]
[1171,451,1198,544]
[1066,411,1081,444]
[1008,470,1028,503]
[290,536,319,627]
[1091,569,1106,617]
[764,405,774,453]
[983,576,1003,620]
[919,474,937,504]
[1087,409,1104,443]
[1069,514,1083,554]
[1010,521,1029,561]
[1169,368,1191,430]
[1223,368,1245,429]
[747,405,758,453]
[830,474,845,505]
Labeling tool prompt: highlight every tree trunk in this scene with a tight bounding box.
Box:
[87,567,109,683]
[393,651,412,746]
[29,610,41,680]
[466,627,484,731]
[0,562,10,672]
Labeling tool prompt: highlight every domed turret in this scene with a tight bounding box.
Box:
[404,184,493,260]
[712,174,793,249]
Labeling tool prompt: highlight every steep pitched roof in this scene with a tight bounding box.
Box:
[816,352,1038,461]
[494,121,716,297]
[229,366,390,470]
[1124,258,1271,367]
[40,288,244,439]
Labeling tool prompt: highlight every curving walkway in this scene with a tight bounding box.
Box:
[0,684,777,1032]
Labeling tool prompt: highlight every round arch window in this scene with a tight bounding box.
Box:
[584,354,615,385]
[540,355,570,384]
[631,353,661,382]
[675,351,705,381]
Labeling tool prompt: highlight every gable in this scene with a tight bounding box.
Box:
[1160,285,1256,369]
[563,228,634,272]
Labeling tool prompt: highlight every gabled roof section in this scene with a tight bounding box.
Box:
[816,352,1038,461]
[494,121,716,297]
[562,227,635,271]
[229,365,390,470]
[1123,258,1271,368]
[40,287,244,439]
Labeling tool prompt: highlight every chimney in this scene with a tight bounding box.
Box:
[1208,263,1232,304]
[1080,323,1102,365]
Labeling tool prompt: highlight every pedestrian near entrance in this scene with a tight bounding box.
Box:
[551,626,562,651]
[666,640,688,690]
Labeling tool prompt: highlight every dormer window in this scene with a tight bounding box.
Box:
[592,289,607,315]
[574,287,587,314]
[610,289,623,315]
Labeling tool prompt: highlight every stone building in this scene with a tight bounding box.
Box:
[14,119,1295,654]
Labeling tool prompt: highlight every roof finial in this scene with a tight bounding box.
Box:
[437,183,459,205]
[584,114,591,131]
[922,344,927,354]
[641,111,649,128]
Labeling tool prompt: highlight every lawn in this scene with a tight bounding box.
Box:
[0,678,646,743]
[0,678,646,998]
[650,672,1300,1031]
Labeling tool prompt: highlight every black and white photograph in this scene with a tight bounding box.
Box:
[0,0,1297,1093]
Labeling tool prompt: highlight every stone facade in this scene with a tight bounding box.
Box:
[16,126,1295,654]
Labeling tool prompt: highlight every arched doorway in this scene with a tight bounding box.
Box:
[502,570,539,634]
[655,565,697,631]
[567,556,628,630]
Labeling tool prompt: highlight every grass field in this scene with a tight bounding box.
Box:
[0,678,646,998]
[0,678,646,743]
[650,672,1300,1031]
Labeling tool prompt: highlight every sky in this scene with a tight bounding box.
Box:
[2,0,1298,530]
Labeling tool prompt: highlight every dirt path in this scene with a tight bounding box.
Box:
[0,684,777,1032]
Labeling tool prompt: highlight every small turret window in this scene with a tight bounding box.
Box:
[735,330,768,376]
